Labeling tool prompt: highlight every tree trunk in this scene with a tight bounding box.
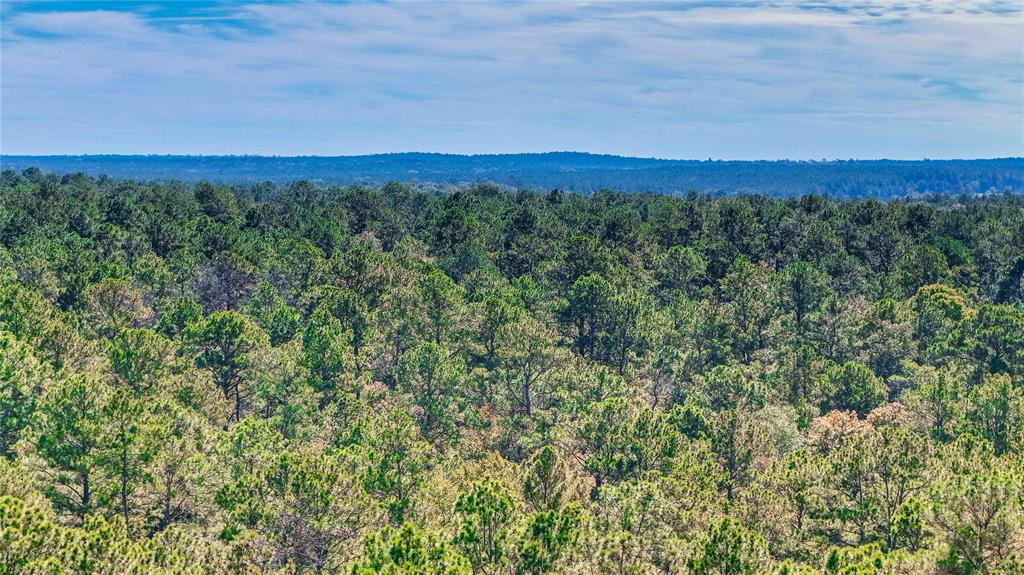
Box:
[121,448,130,527]
[235,383,242,421]
[523,377,532,417]
[81,470,91,517]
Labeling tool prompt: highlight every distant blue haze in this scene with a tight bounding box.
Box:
[3,154,1022,197]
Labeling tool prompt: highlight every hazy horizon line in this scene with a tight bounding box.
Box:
[3,152,1022,163]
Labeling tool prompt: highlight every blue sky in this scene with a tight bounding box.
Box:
[1,1,1021,159]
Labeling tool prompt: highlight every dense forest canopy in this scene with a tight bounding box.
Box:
[0,167,1022,574]
[2,154,1023,197]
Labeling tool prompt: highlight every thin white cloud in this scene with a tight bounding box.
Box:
[0,1,1020,158]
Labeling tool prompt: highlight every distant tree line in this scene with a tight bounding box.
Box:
[2,153,1022,196]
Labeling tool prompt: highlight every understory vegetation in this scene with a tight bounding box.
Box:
[0,168,1022,574]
